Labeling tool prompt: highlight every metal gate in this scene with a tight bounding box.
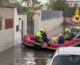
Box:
[27,17,34,34]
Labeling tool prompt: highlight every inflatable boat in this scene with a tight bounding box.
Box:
[23,34,80,50]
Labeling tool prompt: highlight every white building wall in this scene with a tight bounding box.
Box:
[23,15,27,36]
[42,18,63,38]
[0,29,14,52]
[19,15,27,36]
[34,13,42,34]
[14,8,21,46]
[14,9,27,45]
[0,7,27,52]
[0,8,14,52]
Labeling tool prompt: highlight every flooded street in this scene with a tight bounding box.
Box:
[0,24,71,65]
[0,44,54,65]
[0,0,79,65]
[22,47,54,65]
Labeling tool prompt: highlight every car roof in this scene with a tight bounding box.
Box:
[57,47,80,55]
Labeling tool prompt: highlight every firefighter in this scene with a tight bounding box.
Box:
[34,32,43,50]
[64,28,71,40]
[40,28,49,43]
[76,26,80,32]
[35,32,43,45]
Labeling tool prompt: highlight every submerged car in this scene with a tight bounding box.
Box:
[50,47,80,65]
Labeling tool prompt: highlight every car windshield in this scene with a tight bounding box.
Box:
[52,55,80,65]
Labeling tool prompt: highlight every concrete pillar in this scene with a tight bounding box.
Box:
[33,10,42,34]
[23,15,27,36]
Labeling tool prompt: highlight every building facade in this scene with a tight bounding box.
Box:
[0,6,27,52]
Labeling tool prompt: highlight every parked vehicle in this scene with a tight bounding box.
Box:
[50,47,80,65]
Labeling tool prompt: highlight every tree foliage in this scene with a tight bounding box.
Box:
[0,0,40,14]
[49,0,69,11]
[31,0,40,6]
[49,0,78,17]
[65,4,78,17]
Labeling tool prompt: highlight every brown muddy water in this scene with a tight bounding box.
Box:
[0,44,54,65]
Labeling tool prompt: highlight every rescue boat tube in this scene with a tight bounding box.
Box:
[23,35,80,50]
[23,35,35,45]
[47,39,80,48]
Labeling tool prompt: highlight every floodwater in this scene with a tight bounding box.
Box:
[0,23,73,65]
[0,44,54,65]
[0,23,72,65]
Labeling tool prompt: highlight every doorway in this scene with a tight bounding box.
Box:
[21,20,24,41]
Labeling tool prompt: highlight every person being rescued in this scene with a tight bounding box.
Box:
[58,32,65,44]
[35,28,49,46]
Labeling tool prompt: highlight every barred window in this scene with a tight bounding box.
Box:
[5,19,13,29]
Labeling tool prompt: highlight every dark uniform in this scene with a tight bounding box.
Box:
[34,32,43,50]
[40,31,49,43]
[58,36,65,44]
[34,28,49,50]
[35,32,43,45]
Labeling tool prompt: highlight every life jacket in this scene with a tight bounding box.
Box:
[35,32,43,43]
[65,33,70,39]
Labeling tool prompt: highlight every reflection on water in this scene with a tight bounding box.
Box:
[14,44,22,65]
[21,46,54,65]
[35,58,46,65]
[0,44,54,65]
[34,50,53,65]
[46,58,52,65]
[22,48,36,65]
[0,47,14,65]
[14,46,54,65]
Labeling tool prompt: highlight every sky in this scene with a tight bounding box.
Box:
[38,0,48,4]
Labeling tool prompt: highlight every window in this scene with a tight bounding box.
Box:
[5,19,13,29]
[52,55,80,65]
